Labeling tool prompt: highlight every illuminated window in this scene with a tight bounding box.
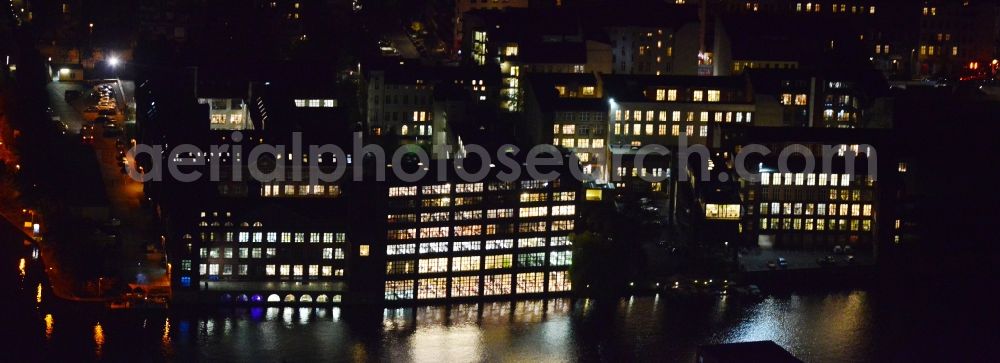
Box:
[418,258,448,274]
[656,89,666,101]
[387,244,416,255]
[692,90,704,101]
[451,276,479,297]
[516,272,545,294]
[548,271,572,292]
[582,86,595,96]
[667,89,677,101]
[417,278,447,299]
[452,256,481,271]
[485,254,513,269]
[486,239,514,250]
[707,90,720,102]
[484,274,512,295]
[385,280,414,300]
[419,242,448,254]
[548,251,572,266]
[359,245,370,256]
[389,186,417,197]
[552,220,574,231]
[517,252,546,267]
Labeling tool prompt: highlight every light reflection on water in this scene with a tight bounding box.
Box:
[20,292,880,362]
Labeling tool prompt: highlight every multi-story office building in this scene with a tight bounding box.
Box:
[523,73,609,180]
[605,75,755,148]
[366,67,437,142]
[371,168,580,303]
[602,4,706,76]
[748,169,877,250]
[603,75,754,187]
[712,127,898,261]
[177,201,352,304]
[917,1,1000,77]
[453,0,531,53]
[462,8,612,112]
[365,61,495,144]
[135,69,362,304]
[717,0,918,78]
[746,68,892,129]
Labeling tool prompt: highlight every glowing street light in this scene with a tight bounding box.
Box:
[108,56,120,68]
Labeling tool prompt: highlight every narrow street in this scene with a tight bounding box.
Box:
[44,80,167,291]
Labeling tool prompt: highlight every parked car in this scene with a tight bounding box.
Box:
[817,255,836,266]
[766,260,777,269]
[777,257,788,268]
[81,125,95,143]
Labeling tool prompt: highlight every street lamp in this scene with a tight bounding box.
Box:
[108,56,120,68]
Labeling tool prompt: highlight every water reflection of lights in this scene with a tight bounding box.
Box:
[162,318,171,347]
[298,307,311,324]
[266,307,280,321]
[282,307,294,325]
[723,298,793,345]
[203,319,215,336]
[36,283,42,303]
[410,325,482,363]
[93,322,105,357]
[513,300,546,323]
[44,314,54,340]
[18,258,26,277]
[480,302,513,325]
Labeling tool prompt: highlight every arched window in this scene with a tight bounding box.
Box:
[267,294,281,302]
[284,294,296,302]
[300,295,313,303]
[315,294,329,303]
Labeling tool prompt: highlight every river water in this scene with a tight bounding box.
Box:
[3,238,988,362]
